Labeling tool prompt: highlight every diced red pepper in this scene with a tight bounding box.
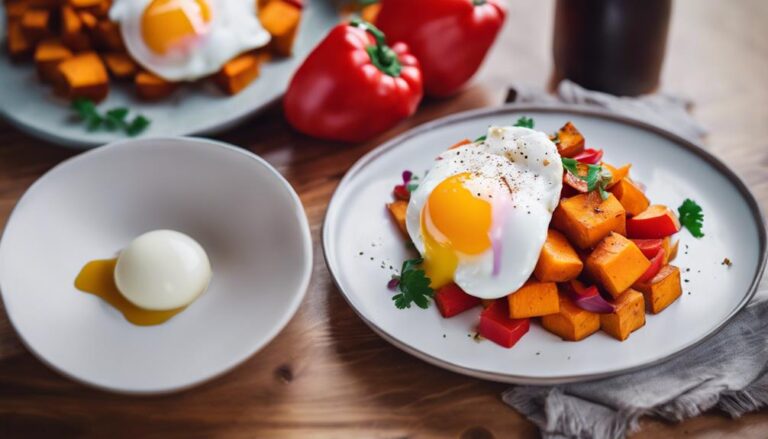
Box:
[572,148,604,164]
[631,238,664,259]
[393,184,410,201]
[435,283,481,318]
[563,170,588,193]
[636,248,665,284]
[627,205,681,239]
[477,300,530,348]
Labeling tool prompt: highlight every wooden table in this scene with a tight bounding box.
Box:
[1,1,767,437]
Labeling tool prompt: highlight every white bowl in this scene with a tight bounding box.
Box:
[0,137,313,394]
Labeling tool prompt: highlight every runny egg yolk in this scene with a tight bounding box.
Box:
[421,173,493,288]
[142,0,212,55]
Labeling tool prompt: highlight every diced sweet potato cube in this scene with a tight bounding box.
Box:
[35,38,73,82]
[7,21,34,59]
[666,238,679,263]
[600,289,645,341]
[534,229,583,282]
[602,162,631,188]
[6,2,28,21]
[552,192,626,249]
[386,200,408,237]
[94,20,124,51]
[68,0,104,8]
[260,1,302,56]
[61,5,92,51]
[634,265,682,314]
[78,11,98,30]
[214,52,261,95]
[507,280,559,319]
[102,52,137,79]
[54,51,109,102]
[361,3,381,23]
[586,233,651,298]
[541,295,600,341]
[555,121,585,158]
[610,178,649,217]
[135,71,177,100]
[21,9,51,41]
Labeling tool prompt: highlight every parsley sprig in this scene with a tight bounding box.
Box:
[72,99,150,136]
[514,116,534,129]
[391,258,433,309]
[678,199,704,238]
[475,116,535,142]
[561,157,612,200]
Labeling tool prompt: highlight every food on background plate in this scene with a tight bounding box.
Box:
[374,0,506,97]
[4,0,304,103]
[284,19,422,142]
[75,229,212,325]
[386,118,705,348]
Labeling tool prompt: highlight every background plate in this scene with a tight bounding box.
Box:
[0,2,337,148]
[323,104,766,384]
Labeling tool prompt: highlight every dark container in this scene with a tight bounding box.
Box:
[553,0,672,96]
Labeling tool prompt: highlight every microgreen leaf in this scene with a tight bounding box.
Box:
[71,99,150,137]
[678,199,704,238]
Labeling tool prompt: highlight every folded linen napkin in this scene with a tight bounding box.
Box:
[508,80,708,143]
[502,81,767,439]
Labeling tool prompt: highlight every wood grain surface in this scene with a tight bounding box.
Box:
[1,1,767,438]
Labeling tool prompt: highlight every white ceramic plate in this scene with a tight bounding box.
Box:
[0,137,313,393]
[323,104,766,384]
[0,2,337,148]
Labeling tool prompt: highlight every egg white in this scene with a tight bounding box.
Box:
[406,126,563,299]
[110,0,271,81]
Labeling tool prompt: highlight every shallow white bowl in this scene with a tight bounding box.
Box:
[323,104,766,384]
[0,137,313,394]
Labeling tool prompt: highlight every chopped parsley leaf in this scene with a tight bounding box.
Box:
[678,199,704,238]
[392,258,433,309]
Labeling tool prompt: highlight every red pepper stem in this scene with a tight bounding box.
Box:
[350,18,402,77]
[473,0,487,5]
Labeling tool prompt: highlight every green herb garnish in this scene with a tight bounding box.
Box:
[561,157,612,200]
[474,116,535,142]
[392,258,433,309]
[71,98,151,136]
[514,116,535,129]
[678,199,704,238]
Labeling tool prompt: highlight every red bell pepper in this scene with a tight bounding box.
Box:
[477,300,529,348]
[283,20,423,142]
[636,248,666,284]
[435,283,481,317]
[627,205,681,239]
[375,0,506,97]
[631,238,664,259]
[572,148,604,164]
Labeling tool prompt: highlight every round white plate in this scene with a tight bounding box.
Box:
[323,104,766,384]
[0,137,313,393]
[0,2,337,148]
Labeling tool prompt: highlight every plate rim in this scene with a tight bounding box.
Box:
[322,102,767,385]
[0,136,314,394]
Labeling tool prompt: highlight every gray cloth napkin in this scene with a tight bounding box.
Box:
[509,80,708,143]
[502,80,767,439]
